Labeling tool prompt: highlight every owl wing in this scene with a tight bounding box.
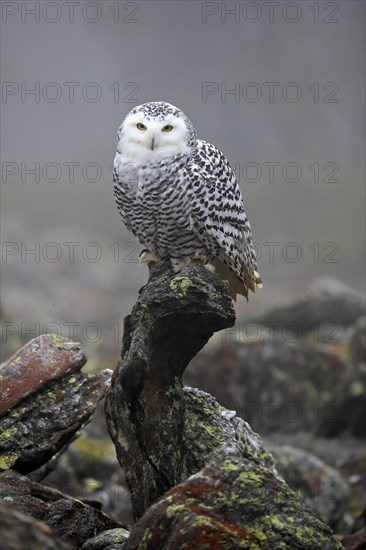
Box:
[186,140,261,297]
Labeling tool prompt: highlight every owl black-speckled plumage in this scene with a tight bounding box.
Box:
[113,101,262,300]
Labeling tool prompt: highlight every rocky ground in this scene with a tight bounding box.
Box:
[0,271,365,548]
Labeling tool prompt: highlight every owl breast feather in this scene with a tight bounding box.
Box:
[115,153,206,260]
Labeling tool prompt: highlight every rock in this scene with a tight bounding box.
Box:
[123,457,343,550]
[185,340,348,435]
[0,334,87,416]
[317,387,366,438]
[318,319,366,438]
[105,258,236,519]
[351,508,366,536]
[30,433,134,525]
[251,278,365,336]
[270,445,350,531]
[341,527,366,550]
[105,258,343,544]
[263,432,366,533]
[183,387,275,474]
[81,529,130,549]
[0,502,71,550]
[86,480,134,526]
[0,336,112,474]
[349,317,366,366]
[0,470,122,547]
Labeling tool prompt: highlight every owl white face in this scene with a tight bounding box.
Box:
[117,112,191,165]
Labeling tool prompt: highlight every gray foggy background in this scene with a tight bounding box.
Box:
[1,0,365,360]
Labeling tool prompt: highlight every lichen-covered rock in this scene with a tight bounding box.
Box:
[123,457,343,549]
[32,433,134,525]
[270,445,350,531]
[81,528,130,549]
[0,336,112,474]
[0,334,87,416]
[341,527,366,550]
[0,470,122,547]
[251,278,365,335]
[185,340,348,435]
[184,387,275,473]
[349,317,366,366]
[0,502,72,550]
[318,319,366,438]
[264,432,366,533]
[105,259,236,519]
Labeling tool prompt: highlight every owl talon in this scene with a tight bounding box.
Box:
[192,252,207,262]
[192,253,215,273]
[204,263,216,273]
[139,250,161,265]
[254,270,263,289]
[172,258,191,272]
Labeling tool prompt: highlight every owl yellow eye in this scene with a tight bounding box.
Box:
[162,125,173,132]
[136,123,146,130]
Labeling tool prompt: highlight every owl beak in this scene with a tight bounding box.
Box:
[150,137,155,151]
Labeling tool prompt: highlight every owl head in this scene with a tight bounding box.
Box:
[116,102,196,163]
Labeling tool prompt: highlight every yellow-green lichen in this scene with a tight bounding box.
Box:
[237,470,263,484]
[118,434,130,451]
[0,452,19,469]
[138,528,153,550]
[112,536,124,543]
[170,276,195,297]
[50,334,64,346]
[0,427,18,443]
[166,503,187,518]
[221,460,239,472]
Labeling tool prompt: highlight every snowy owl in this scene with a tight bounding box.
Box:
[113,101,262,300]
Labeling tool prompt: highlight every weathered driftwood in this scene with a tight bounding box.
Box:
[0,335,111,474]
[105,258,236,519]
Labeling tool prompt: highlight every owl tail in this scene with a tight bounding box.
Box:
[212,259,263,302]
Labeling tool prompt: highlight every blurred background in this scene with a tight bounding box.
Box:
[1,0,365,534]
[1,0,365,359]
